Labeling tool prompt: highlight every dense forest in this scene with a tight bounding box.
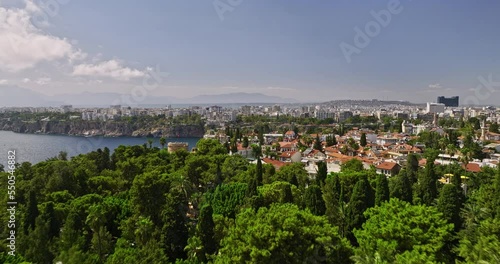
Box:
[1,138,499,263]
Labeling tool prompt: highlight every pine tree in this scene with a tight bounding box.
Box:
[375,174,389,206]
[316,161,327,187]
[360,133,367,147]
[304,185,326,216]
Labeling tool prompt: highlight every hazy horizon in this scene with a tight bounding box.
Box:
[1,0,499,105]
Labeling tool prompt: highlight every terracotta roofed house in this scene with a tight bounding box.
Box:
[376,161,401,177]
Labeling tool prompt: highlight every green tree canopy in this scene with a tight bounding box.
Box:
[354,198,453,263]
[217,203,353,263]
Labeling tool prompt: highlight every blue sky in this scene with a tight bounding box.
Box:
[0,0,499,103]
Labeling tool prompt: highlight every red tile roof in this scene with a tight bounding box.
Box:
[262,158,286,170]
[463,163,481,173]
[376,162,399,170]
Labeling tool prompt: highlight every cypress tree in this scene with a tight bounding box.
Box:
[390,169,413,203]
[197,204,217,259]
[314,134,322,151]
[282,184,294,204]
[290,174,299,187]
[246,178,258,198]
[242,136,249,148]
[256,158,263,186]
[406,153,419,184]
[375,174,389,206]
[360,133,367,147]
[419,160,438,206]
[323,174,342,225]
[304,185,326,216]
[436,184,463,232]
[346,175,372,245]
[316,161,327,187]
[162,193,188,261]
[24,190,39,234]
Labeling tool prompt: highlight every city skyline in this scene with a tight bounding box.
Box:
[0,0,499,104]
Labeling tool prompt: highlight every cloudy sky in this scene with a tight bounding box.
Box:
[0,0,499,103]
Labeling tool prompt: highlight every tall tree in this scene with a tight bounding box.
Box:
[390,169,413,203]
[326,135,337,147]
[304,185,326,216]
[256,158,263,186]
[436,184,463,232]
[313,134,322,151]
[417,160,438,206]
[242,136,249,148]
[323,174,342,226]
[162,192,189,261]
[316,161,327,187]
[360,133,367,147]
[196,204,217,261]
[375,174,389,206]
[346,175,373,245]
[406,153,419,184]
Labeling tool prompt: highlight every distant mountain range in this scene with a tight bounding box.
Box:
[0,86,299,107]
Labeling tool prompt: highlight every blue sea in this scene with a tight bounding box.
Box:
[0,130,200,166]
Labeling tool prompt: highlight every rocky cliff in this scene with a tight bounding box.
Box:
[0,120,205,138]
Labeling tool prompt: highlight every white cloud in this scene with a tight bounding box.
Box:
[0,79,8,84]
[72,60,147,81]
[35,77,51,85]
[428,83,442,89]
[0,1,85,72]
[22,77,30,83]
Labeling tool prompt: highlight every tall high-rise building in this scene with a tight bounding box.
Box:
[437,96,459,107]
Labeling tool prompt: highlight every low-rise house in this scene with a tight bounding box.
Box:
[262,158,286,170]
[304,149,326,160]
[279,141,298,152]
[280,151,302,163]
[376,161,401,177]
